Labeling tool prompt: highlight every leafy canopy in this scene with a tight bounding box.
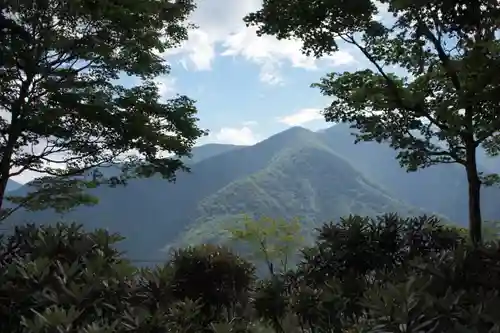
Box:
[227,216,305,275]
[0,0,206,212]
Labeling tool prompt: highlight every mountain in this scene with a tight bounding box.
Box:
[4,126,421,261]
[6,180,22,192]
[173,128,422,249]
[7,123,497,261]
[320,123,500,224]
[185,143,243,164]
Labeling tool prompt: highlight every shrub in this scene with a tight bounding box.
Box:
[252,214,468,332]
[0,223,136,332]
[3,215,499,333]
[0,224,255,332]
[167,244,256,323]
[362,243,500,332]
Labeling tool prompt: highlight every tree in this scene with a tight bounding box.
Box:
[0,0,206,214]
[244,0,500,245]
[227,216,305,276]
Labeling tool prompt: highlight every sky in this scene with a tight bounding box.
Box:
[143,0,370,146]
[10,0,386,184]
[9,1,499,185]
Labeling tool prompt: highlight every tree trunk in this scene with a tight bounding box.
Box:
[0,124,19,213]
[465,143,482,247]
[0,117,20,213]
[0,175,9,213]
[0,74,34,213]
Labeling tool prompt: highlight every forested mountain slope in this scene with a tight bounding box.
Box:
[321,124,500,225]
[5,126,421,260]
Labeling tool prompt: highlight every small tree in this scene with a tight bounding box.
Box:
[227,216,305,276]
[0,0,206,214]
[245,0,500,245]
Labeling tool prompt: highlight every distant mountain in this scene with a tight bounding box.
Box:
[186,143,243,164]
[7,123,498,261]
[320,123,500,225]
[6,180,22,192]
[4,126,421,261]
[172,127,421,249]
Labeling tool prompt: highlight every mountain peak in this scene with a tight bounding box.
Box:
[282,125,313,134]
[263,125,314,143]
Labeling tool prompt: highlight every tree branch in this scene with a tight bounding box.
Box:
[344,35,451,133]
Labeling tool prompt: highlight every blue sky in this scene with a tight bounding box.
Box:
[135,0,364,146]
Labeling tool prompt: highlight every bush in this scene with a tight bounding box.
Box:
[0,223,137,332]
[3,215,500,333]
[251,214,473,332]
[166,244,256,322]
[362,243,500,332]
[0,223,256,333]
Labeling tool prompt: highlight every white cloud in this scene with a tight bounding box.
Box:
[323,51,356,67]
[165,0,356,84]
[165,30,215,71]
[277,108,323,126]
[220,26,316,85]
[154,76,177,100]
[259,62,284,85]
[210,126,260,145]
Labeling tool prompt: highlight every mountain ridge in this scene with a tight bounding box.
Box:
[4,124,499,260]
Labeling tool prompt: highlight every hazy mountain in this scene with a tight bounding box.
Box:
[186,143,243,164]
[7,123,498,261]
[6,180,22,192]
[171,128,421,249]
[5,126,420,261]
[320,123,500,224]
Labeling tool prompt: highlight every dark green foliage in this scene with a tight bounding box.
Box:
[167,244,256,321]
[3,214,500,332]
[253,278,289,332]
[0,223,255,332]
[361,244,500,332]
[250,214,500,332]
[0,223,136,332]
[0,0,206,213]
[299,214,465,285]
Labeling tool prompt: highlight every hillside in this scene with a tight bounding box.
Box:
[321,124,500,225]
[173,142,420,249]
[185,143,243,164]
[5,180,22,192]
[4,126,420,261]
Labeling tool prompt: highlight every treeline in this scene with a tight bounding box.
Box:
[1,214,499,332]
